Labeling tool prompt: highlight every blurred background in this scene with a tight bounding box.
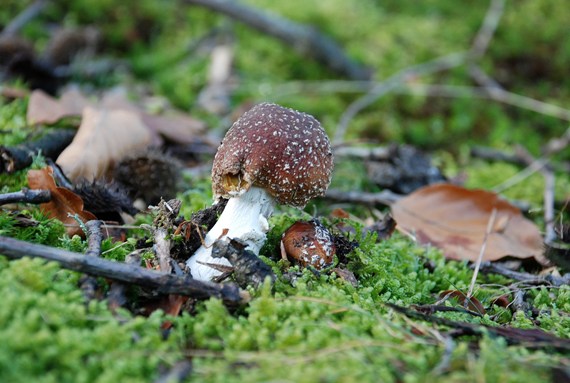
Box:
[1,0,569,167]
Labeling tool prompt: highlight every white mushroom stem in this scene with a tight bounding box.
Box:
[186,186,275,281]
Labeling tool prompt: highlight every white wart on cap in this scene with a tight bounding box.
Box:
[212,102,334,207]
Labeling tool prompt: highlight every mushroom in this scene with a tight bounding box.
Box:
[186,103,334,281]
[280,219,336,270]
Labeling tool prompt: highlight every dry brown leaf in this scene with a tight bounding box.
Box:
[391,183,544,263]
[27,88,206,145]
[141,113,206,145]
[27,166,96,237]
[438,290,486,315]
[100,90,206,145]
[56,106,152,182]
[27,89,92,125]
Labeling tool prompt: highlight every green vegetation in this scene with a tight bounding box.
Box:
[1,0,569,382]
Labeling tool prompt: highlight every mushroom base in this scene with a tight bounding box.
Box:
[186,186,275,281]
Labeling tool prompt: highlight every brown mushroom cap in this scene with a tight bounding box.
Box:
[212,103,334,207]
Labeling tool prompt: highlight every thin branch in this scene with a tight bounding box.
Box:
[333,145,391,160]
[412,304,483,318]
[543,167,557,244]
[0,235,248,306]
[107,250,145,310]
[154,360,193,383]
[85,220,103,257]
[247,79,570,123]
[543,127,570,156]
[396,84,570,122]
[1,0,48,37]
[468,64,503,90]
[334,0,505,143]
[492,157,549,194]
[478,261,570,287]
[334,52,466,144]
[324,189,402,206]
[183,0,371,81]
[469,0,506,59]
[79,220,104,300]
[470,146,528,167]
[467,208,497,300]
[0,188,51,205]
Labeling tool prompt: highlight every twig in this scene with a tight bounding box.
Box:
[469,0,506,60]
[334,0,505,143]
[479,262,570,287]
[0,235,248,306]
[80,220,103,301]
[397,84,570,122]
[333,145,391,160]
[510,286,532,316]
[324,189,402,206]
[492,157,549,193]
[1,0,48,37]
[389,303,570,351]
[470,146,528,166]
[543,127,570,155]
[153,227,172,274]
[85,220,103,257]
[252,79,570,124]
[468,64,503,90]
[412,304,483,318]
[211,238,275,289]
[334,52,466,144]
[467,208,497,300]
[471,145,570,174]
[0,188,51,205]
[543,167,557,244]
[183,0,371,81]
[154,360,193,383]
[107,249,145,310]
[542,128,569,244]
[151,199,181,274]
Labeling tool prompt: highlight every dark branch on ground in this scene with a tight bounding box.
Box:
[470,146,529,167]
[107,250,144,310]
[479,262,570,287]
[183,0,371,81]
[389,303,570,351]
[0,235,248,306]
[0,188,51,205]
[0,129,76,173]
[211,238,275,289]
[411,304,483,318]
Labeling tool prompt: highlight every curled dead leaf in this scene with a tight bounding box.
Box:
[391,184,545,264]
[27,166,96,237]
[56,106,152,182]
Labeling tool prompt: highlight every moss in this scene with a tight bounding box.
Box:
[0,258,182,383]
[465,161,570,207]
